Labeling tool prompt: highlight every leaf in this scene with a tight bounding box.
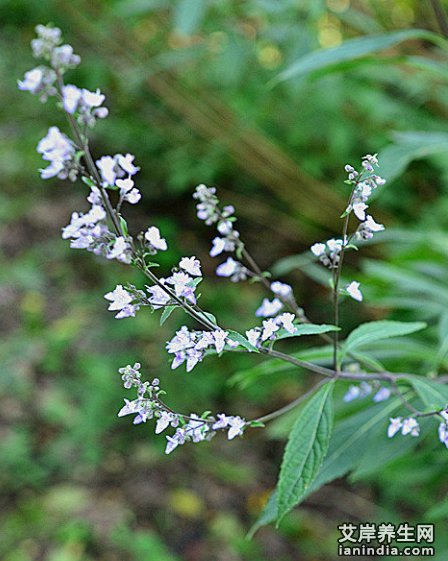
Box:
[227,330,259,353]
[308,397,402,492]
[277,382,334,523]
[379,131,448,184]
[409,377,448,411]
[275,29,445,83]
[343,320,426,357]
[160,305,176,326]
[274,323,339,342]
[249,397,403,536]
[173,0,207,36]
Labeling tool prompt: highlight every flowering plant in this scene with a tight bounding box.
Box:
[19,24,448,529]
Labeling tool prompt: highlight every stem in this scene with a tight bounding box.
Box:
[429,0,448,38]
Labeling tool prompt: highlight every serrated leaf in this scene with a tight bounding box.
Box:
[275,29,445,83]
[160,305,176,326]
[227,330,259,352]
[277,382,334,523]
[343,320,426,357]
[408,377,448,411]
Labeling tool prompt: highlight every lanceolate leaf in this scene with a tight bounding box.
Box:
[343,320,426,357]
[277,382,334,523]
[275,29,445,83]
[409,377,448,411]
[227,330,259,352]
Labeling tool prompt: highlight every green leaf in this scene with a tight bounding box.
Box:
[173,0,207,35]
[277,382,334,523]
[275,29,445,83]
[81,176,96,188]
[227,330,259,353]
[379,131,448,184]
[274,323,339,342]
[409,377,448,411]
[343,320,427,357]
[160,305,176,326]
[119,216,129,237]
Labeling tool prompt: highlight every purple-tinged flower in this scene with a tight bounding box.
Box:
[256,298,283,318]
[117,153,139,176]
[227,417,246,440]
[402,418,420,437]
[346,281,363,302]
[96,155,117,186]
[373,387,391,403]
[179,256,202,277]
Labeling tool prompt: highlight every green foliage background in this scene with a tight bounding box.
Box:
[2,0,448,559]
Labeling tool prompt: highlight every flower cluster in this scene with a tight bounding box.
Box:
[117,363,246,454]
[245,312,297,348]
[388,417,420,438]
[166,326,233,372]
[62,85,108,127]
[343,382,391,403]
[37,126,78,181]
[18,24,81,102]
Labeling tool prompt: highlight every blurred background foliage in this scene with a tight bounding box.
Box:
[2,0,448,559]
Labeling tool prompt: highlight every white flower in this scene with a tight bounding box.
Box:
[167,271,196,303]
[179,256,202,277]
[117,153,139,175]
[125,188,141,204]
[256,298,283,318]
[165,435,181,454]
[37,126,75,179]
[261,318,280,341]
[245,329,260,348]
[107,236,130,262]
[276,313,296,334]
[353,202,368,221]
[364,215,385,232]
[210,237,226,257]
[82,88,105,108]
[83,205,106,225]
[18,68,44,93]
[116,177,141,204]
[212,413,231,430]
[326,238,343,252]
[155,411,174,434]
[104,285,138,318]
[344,385,360,402]
[387,417,403,438]
[373,387,391,402]
[271,281,292,298]
[61,84,82,113]
[118,398,143,418]
[145,226,168,251]
[402,418,420,437]
[311,243,326,257]
[213,330,228,354]
[438,422,448,447]
[346,281,363,302]
[147,284,171,309]
[217,221,233,235]
[227,417,245,440]
[96,155,117,186]
[216,257,237,277]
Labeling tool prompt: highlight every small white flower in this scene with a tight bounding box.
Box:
[438,422,448,447]
[271,281,292,298]
[179,256,202,277]
[82,88,105,108]
[276,313,296,334]
[364,215,385,232]
[147,284,171,309]
[353,202,368,221]
[145,226,168,251]
[216,257,237,277]
[344,385,360,402]
[213,330,228,354]
[117,153,139,175]
[311,243,326,257]
[116,177,134,192]
[96,155,117,186]
[107,236,130,262]
[155,411,174,434]
[256,298,283,318]
[346,281,363,302]
[104,285,137,318]
[210,237,226,257]
[387,417,403,438]
[227,417,245,440]
[402,418,420,437]
[245,328,260,348]
[373,387,391,402]
[261,318,280,341]
[61,84,82,114]
[18,68,44,93]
